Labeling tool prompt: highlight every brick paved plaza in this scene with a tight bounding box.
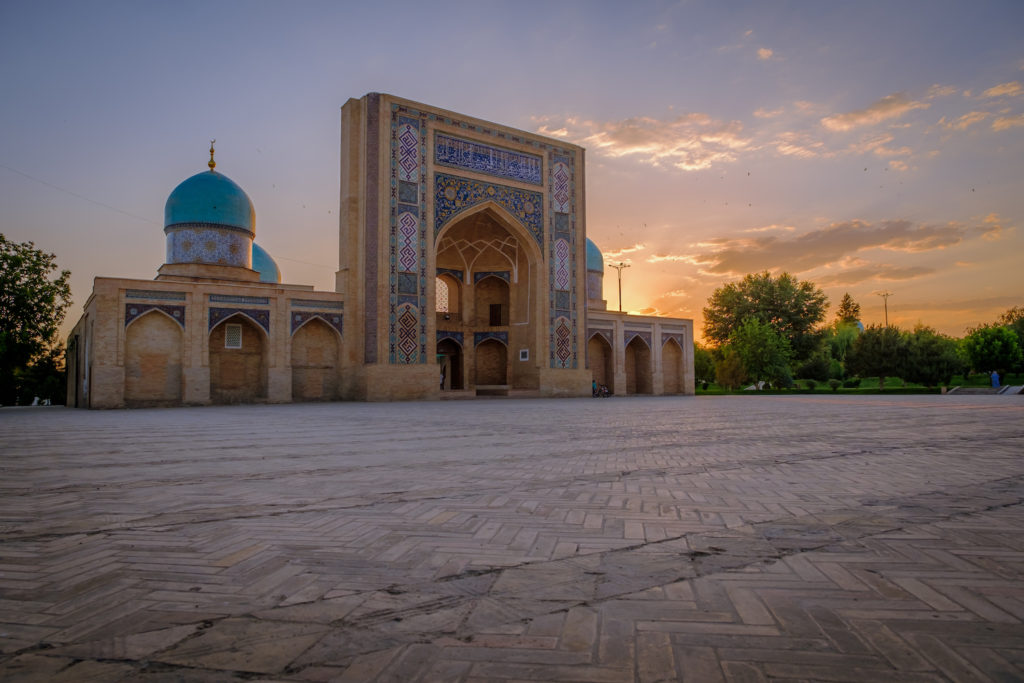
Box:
[1,395,1023,682]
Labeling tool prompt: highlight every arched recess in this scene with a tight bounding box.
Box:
[474,276,510,326]
[474,338,508,385]
[662,338,684,394]
[587,332,614,394]
[209,313,268,403]
[125,310,183,406]
[436,274,462,316]
[437,337,463,390]
[625,336,653,395]
[291,317,340,401]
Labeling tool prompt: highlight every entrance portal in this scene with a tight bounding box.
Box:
[437,338,463,390]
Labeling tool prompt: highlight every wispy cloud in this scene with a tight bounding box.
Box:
[992,113,1024,131]
[982,81,1022,98]
[927,84,958,98]
[742,224,796,233]
[757,47,774,61]
[603,242,647,261]
[820,93,930,131]
[534,113,751,171]
[753,107,784,119]
[657,219,993,277]
[941,111,990,130]
[815,263,935,286]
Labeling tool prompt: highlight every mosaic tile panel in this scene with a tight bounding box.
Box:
[588,328,613,345]
[397,211,418,273]
[209,307,270,334]
[473,270,510,284]
[552,159,571,213]
[166,228,251,268]
[291,299,343,310]
[661,331,686,348]
[209,294,270,305]
[437,330,464,347]
[474,331,508,346]
[553,316,572,368]
[365,94,381,363]
[397,121,419,183]
[437,267,464,282]
[395,303,420,364]
[434,173,543,249]
[625,330,653,348]
[291,311,343,336]
[388,108,428,365]
[125,289,186,301]
[434,133,542,185]
[125,304,184,328]
[554,238,570,291]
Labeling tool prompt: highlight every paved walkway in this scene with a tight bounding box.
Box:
[1,395,1023,682]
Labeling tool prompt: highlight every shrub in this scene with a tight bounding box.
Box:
[843,378,861,388]
[804,379,817,391]
[828,379,842,391]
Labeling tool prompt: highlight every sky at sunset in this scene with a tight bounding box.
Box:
[2,0,1022,343]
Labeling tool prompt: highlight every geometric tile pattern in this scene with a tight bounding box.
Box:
[397,212,418,273]
[165,226,252,268]
[290,311,343,336]
[554,238,570,291]
[397,123,419,183]
[208,307,270,334]
[1,396,1022,681]
[552,159,570,213]
[625,329,653,348]
[434,173,543,249]
[396,303,419,364]
[554,315,572,368]
[661,331,686,348]
[434,133,542,185]
[124,304,184,329]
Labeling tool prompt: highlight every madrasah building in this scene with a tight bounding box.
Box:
[66,94,695,407]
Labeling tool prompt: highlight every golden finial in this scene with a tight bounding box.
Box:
[208,139,216,171]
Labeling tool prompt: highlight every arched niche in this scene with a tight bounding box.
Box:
[474,338,508,386]
[291,317,341,401]
[587,332,614,394]
[625,336,652,395]
[437,337,463,390]
[209,313,268,403]
[124,310,183,406]
[662,338,684,394]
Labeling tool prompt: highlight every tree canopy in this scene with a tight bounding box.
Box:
[903,325,962,388]
[963,324,1022,374]
[0,234,72,404]
[846,324,906,390]
[835,293,861,325]
[702,271,828,362]
[728,317,792,389]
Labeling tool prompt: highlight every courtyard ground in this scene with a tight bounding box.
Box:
[1,394,1022,682]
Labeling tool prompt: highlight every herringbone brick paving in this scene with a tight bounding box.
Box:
[0,395,1022,681]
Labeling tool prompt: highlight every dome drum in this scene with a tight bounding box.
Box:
[163,168,256,269]
[165,227,253,269]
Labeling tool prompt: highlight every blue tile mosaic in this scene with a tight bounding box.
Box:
[209,307,270,334]
[437,330,464,347]
[126,289,186,301]
[166,227,252,268]
[434,133,542,185]
[125,304,185,328]
[209,294,269,305]
[291,299,343,310]
[473,270,510,284]
[291,311,343,336]
[434,173,543,249]
[474,331,508,347]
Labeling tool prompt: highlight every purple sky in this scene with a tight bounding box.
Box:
[2,0,1022,341]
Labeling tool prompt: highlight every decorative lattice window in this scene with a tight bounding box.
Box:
[224,323,242,349]
[436,277,449,313]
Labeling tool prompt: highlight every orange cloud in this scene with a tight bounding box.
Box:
[757,47,774,60]
[535,113,751,171]
[982,81,1022,98]
[992,114,1024,131]
[942,111,990,130]
[815,263,935,286]
[821,93,930,131]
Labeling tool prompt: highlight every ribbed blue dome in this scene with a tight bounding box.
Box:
[252,243,281,283]
[586,238,604,272]
[164,170,254,234]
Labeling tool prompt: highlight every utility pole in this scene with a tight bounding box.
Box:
[608,262,630,312]
[876,290,893,327]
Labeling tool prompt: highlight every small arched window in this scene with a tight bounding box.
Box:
[436,277,449,313]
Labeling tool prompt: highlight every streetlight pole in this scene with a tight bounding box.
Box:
[608,262,630,312]
[876,290,893,327]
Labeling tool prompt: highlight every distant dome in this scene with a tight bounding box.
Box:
[586,238,604,272]
[252,243,281,283]
[165,170,254,235]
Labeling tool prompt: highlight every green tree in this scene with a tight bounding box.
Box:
[824,321,860,364]
[903,325,963,389]
[713,347,747,391]
[0,235,72,405]
[835,293,861,325]
[729,317,793,389]
[997,306,1024,360]
[693,343,716,384]
[846,324,906,391]
[702,271,828,362]
[963,324,1022,375]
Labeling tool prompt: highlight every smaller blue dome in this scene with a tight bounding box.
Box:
[165,170,254,234]
[252,243,281,283]
[586,238,604,272]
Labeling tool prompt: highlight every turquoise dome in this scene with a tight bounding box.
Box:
[586,238,604,272]
[164,170,254,234]
[252,243,281,283]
